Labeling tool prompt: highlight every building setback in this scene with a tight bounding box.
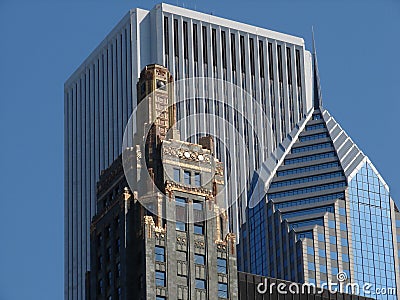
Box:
[64,4,314,298]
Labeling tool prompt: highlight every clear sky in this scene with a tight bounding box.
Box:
[0,0,399,299]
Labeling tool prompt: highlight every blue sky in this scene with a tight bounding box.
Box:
[0,1,399,299]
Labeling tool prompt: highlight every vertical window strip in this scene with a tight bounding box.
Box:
[202,26,208,64]
[183,21,188,59]
[230,33,236,71]
[249,38,255,76]
[221,31,227,69]
[173,19,179,57]
[258,41,265,78]
[193,24,198,62]
[164,16,169,57]
[240,35,246,73]
[212,28,217,67]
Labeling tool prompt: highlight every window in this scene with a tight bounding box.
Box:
[156,297,166,300]
[202,26,208,64]
[340,222,347,231]
[270,172,343,189]
[193,201,203,211]
[155,271,166,286]
[176,221,186,231]
[341,238,348,247]
[195,279,206,289]
[331,267,339,275]
[308,262,315,271]
[307,246,314,255]
[329,236,337,245]
[218,283,228,298]
[299,132,329,142]
[342,253,350,262]
[155,246,165,262]
[173,168,180,182]
[217,258,227,274]
[108,271,112,286]
[313,114,321,120]
[328,220,336,229]
[320,265,327,273]
[107,247,112,261]
[97,233,103,246]
[339,207,346,216]
[331,252,338,260]
[194,254,205,265]
[319,249,326,258]
[98,279,103,294]
[193,24,198,62]
[284,152,336,165]
[306,123,325,131]
[184,170,191,185]
[194,223,204,235]
[98,256,103,270]
[292,142,332,154]
[176,196,186,207]
[116,262,121,278]
[277,162,340,177]
[194,172,201,186]
[268,182,345,199]
[106,225,111,238]
[116,238,120,253]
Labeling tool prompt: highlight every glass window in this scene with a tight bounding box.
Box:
[340,222,347,231]
[318,233,325,242]
[217,258,227,274]
[320,265,327,273]
[307,246,314,255]
[339,207,346,216]
[194,172,201,186]
[155,271,166,286]
[329,236,337,245]
[331,252,338,260]
[319,249,326,258]
[155,246,165,262]
[396,220,400,228]
[195,279,206,289]
[193,201,203,211]
[173,168,180,182]
[176,196,186,207]
[218,283,228,298]
[331,267,338,275]
[194,254,205,265]
[328,220,336,229]
[342,253,349,262]
[308,262,315,271]
[341,238,348,247]
[194,223,204,235]
[176,222,186,231]
[156,297,166,300]
[184,170,191,185]
[116,262,121,278]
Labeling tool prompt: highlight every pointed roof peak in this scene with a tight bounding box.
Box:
[312,27,323,109]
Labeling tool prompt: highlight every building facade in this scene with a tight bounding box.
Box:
[242,51,400,299]
[87,64,238,300]
[64,4,315,299]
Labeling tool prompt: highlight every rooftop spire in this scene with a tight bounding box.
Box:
[312,27,322,109]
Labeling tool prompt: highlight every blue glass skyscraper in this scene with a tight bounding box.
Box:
[241,40,400,299]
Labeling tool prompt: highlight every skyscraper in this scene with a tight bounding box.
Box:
[242,44,400,299]
[87,64,238,300]
[64,3,313,299]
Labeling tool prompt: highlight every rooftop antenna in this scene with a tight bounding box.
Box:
[312,26,323,109]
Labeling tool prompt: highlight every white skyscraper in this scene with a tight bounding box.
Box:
[64,3,313,299]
